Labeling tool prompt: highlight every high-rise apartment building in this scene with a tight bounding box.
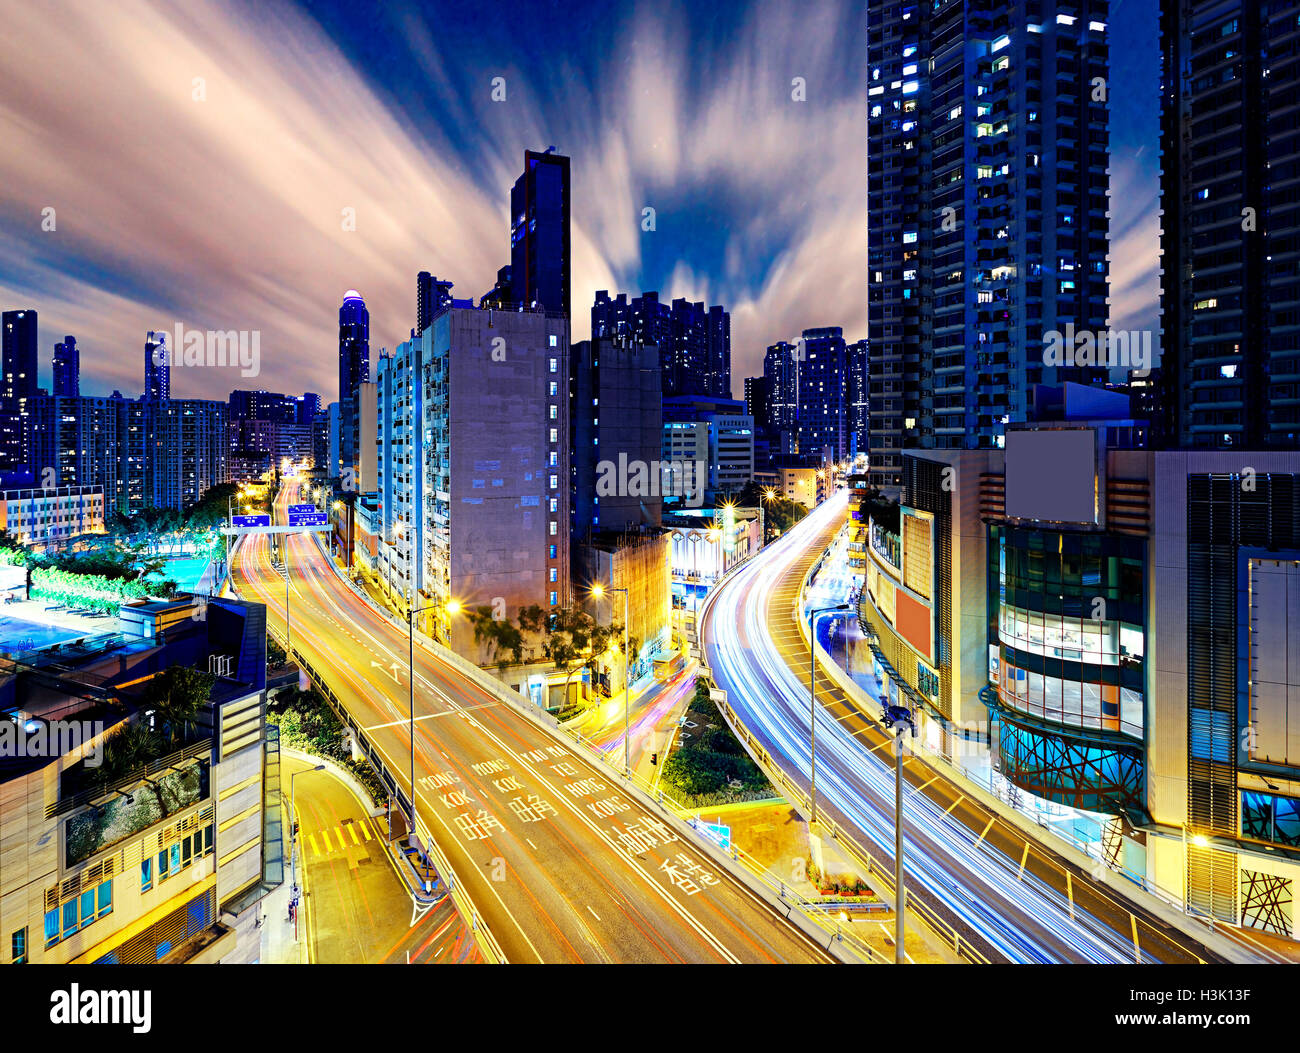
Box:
[144,330,170,401]
[866,1,1110,487]
[510,149,571,320]
[1,309,38,475]
[422,304,570,652]
[591,291,731,399]
[53,335,79,398]
[144,399,228,509]
[1158,0,1300,448]
[416,271,453,335]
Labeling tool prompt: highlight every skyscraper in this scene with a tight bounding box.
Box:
[338,290,369,481]
[144,330,170,400]
[1158,0,1300,448]
[1,309,38,475]
[510,149,571,319]
[866,1,1110,486]
[52,336,79,398]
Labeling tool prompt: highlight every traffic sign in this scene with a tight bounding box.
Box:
[288,503,316,514]
[231,514,271,528]
[288,511,328,527]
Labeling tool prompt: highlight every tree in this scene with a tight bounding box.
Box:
[142,665,214,748]
[88,721,163,795]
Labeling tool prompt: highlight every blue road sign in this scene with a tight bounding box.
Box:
[231,514,271,528]
[288,511,328,527]
[288,503,316,514]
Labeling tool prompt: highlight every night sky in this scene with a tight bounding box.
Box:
[0,0,1158,400]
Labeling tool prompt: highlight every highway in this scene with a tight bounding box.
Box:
[232,484,834,964]
[701,492,1235,964]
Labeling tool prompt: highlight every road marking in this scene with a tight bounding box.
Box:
[361,823,373,841]
[943,795,965,816]
[349,824,361,845]
[975,817,995,846]
[912,774,940,795]
[526,838,537,850]
[321,828,334,852]
[1018,841,1030,880]
[308,833,320,857]
[587,905,601,921]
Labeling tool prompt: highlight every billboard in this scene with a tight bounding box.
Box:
[895,589,932,663]
[901,511,932,600]
[1004,428,1097,524]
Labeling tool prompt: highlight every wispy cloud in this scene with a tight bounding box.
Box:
[0,0,867,399]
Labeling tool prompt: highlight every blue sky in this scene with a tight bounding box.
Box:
[0,0,1158,400]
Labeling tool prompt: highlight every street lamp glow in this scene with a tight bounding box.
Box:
[1191,834,1209,848]
[590,583,605,599]
[445,599,462,615]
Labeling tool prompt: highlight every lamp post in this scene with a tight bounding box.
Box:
[403,599,461,848]
[289,763,326,935]
[808,602,850,826]
[591,583,631,776]
[883,701,917,964]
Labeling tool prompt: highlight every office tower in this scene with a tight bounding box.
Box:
[52,335,79,398]
[847,338,869,458]
[144,330,170,400]
[661,395,755,498]
[417,272,454,334]
[866,1,1110,487]
[1159,0,1300,448]
[572,336,663,541]
[338,290,370,479]
[421,301,570,652]
[1,309,38,475]
[510,149,571,319]
[591,291,731,399]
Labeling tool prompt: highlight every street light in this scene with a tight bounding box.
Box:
[289,763,326,936]
[591,582,631,776]
[401,599,463,860]
[882,702,917,964]
[808,602,850,826]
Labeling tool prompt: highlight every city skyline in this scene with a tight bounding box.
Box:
[1,0,1155,401]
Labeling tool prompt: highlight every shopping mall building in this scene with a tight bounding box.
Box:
[856,420,1300,937]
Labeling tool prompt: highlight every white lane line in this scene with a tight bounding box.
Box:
[587,906,601,922]
[526,838,538,850]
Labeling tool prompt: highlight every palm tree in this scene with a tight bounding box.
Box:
[143,665,214,747]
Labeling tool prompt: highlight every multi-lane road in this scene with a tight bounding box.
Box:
[232,484,834,963]
[701,492,1257,964]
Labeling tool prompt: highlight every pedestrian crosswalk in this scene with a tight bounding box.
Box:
[304,818,374,858]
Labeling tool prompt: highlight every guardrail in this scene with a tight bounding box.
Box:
[265,619,506,964]
[281,527,876,963]
[693,500,989,963]
[794,535,1288,965]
